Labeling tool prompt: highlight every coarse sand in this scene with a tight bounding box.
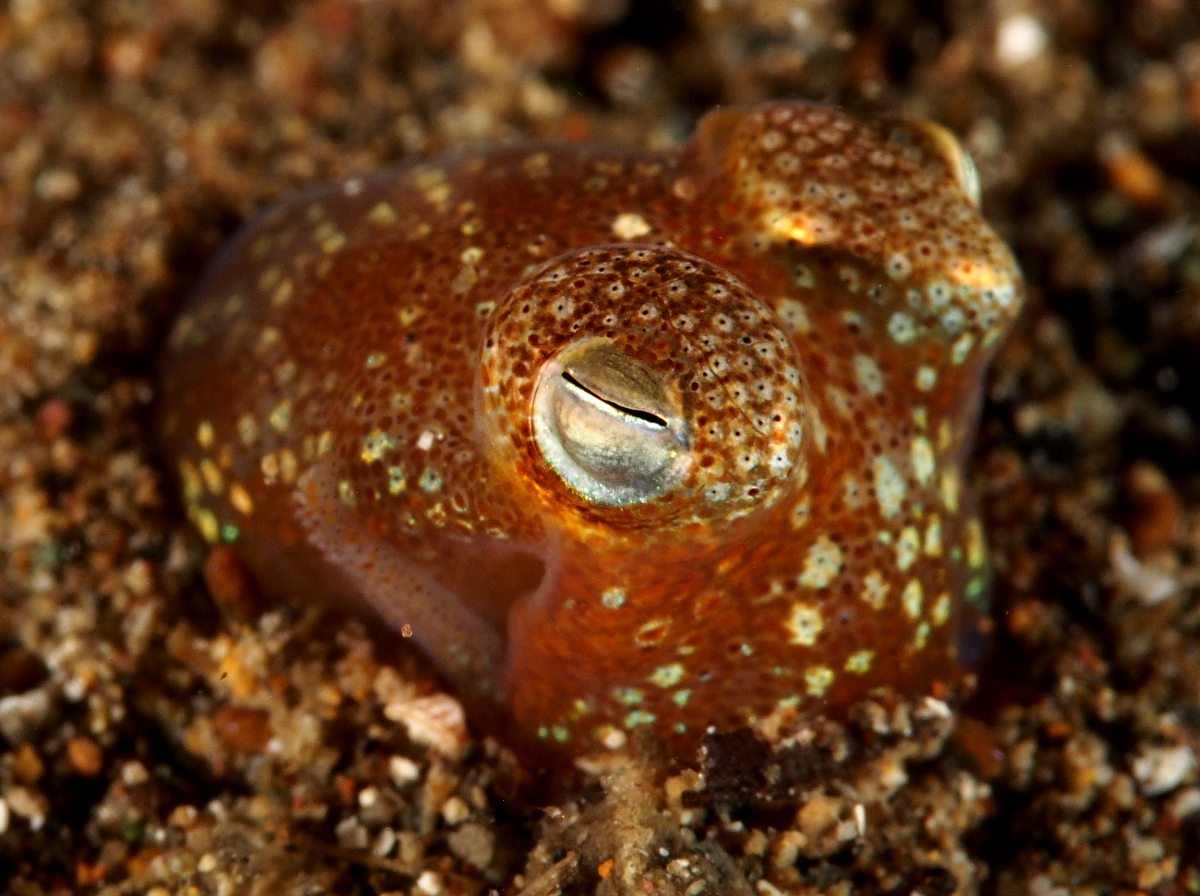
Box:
[1,2,1198,894]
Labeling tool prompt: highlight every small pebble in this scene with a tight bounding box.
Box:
[416,870,443,894]
[1133,744,1196,796]
[1099,134,1167,207]
[995,14,1047,68]
[35,398,73,439]
[213,706,273,752]
[12,742,45,784]
[121,760,150,786]
[384,694,469,759]
[0,649,48,695]
[441,795,470,826]
[1126,461,1183,556]
[67,736,104,777]
[6,786,48,830]
[389,754,421,786]
[447,821,496,868]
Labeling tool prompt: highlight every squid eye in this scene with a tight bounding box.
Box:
[533,338,690,505]
[912,120,981,207]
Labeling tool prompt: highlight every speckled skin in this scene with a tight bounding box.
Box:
[159,103,1022,757]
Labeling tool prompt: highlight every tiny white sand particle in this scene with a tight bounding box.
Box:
[612,212,651,240]
[996,14,1047,68]
[601,727,627,749]
[1134,744,1196,796]
[389,755,421,786]
[416,870,443,895]
[917,696,952,720]
[384,694,469,759]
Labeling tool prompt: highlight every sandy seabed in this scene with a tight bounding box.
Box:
[1,1,1199,894]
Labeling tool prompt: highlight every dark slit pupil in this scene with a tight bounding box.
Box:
[561,371,668,428]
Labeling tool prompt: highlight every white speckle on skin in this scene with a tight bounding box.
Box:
[785,603,825,646]
[602,587,626,609]
[896,526,920,571]
[853,355,884,395]
[916,366,937,391]
[845,650,874,673]
[941,469,961,512]
[967,519,987,568]
[804,666,834,697]
[888,312,916,343]
[910,436,935,485]
[873,456,907,518]
[901,579,923,619]
[776,298,812,334]
[798,536,844,589]
[932,592,951,626]
[649,664,685,688]
[886,252,912,280]
[791,497,811,529]
[951,333,975,364]
[861,571,888,609]
[924,515,943,556]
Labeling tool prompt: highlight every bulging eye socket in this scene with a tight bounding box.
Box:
[910,120,982,207]
[532,337,691,506]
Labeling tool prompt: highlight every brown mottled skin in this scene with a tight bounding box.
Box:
[159,103,1023,757]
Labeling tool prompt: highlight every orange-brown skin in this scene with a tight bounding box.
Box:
[159,103,1022,758]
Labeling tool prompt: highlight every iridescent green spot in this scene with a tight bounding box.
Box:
[338,480,356,506]
[740,643,754,656]
[268,400,292,432]
[418,468,442,493]
[361,430,396,463]
[388,466,406,495]
[777,694,800,709]
[951,333,975,364]
[845,649,874,673]
[804,666,835,697]
[672,690,691,708]
[365,352,388,369]
[537,726,549,740]
[572,699,593,717]
[613,687,644,705]
[601,587,626,609]
[965,577,986,602]
[912,622,930,650]
[649,664,685,688]
[624,710,657,729]
[220,523,240,543]
[674,723,687,734]
[552,726,570,743]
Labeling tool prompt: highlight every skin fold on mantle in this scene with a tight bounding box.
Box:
[159,102,1023,758]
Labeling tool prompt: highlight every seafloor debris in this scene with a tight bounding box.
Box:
[1,1,1199,894]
